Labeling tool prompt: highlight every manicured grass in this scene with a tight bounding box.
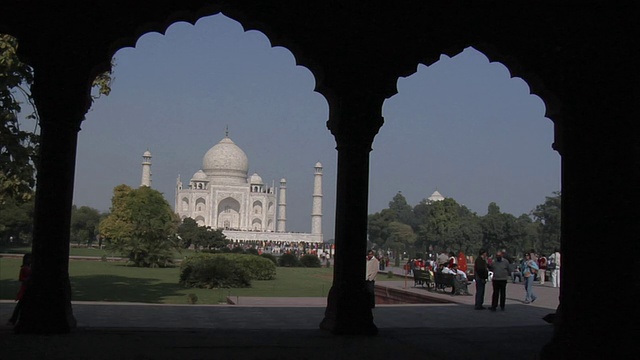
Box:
[0,246,196,259]
[1,257,334,304]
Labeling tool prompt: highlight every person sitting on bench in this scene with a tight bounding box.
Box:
[451,263,471,295]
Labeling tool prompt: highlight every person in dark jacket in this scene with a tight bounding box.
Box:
[474,249,489,310]
[488,250,510,311]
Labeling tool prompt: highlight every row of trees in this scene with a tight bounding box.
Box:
[368,191,560,262]
[0,183,230,268]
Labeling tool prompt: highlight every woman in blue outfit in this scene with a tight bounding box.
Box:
[522,253,539,304]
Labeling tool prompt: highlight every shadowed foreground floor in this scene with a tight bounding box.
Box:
[1,300,554,360]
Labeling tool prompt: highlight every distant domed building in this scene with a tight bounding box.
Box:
[428,190,445,202]
[168,132,323,245]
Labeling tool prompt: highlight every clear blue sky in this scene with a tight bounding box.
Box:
[72,14,560,239]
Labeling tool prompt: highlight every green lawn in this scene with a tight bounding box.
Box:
[1,258,334,304]
[0,246,196,259]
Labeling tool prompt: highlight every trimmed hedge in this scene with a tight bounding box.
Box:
[278,253,300,267]
[299,254,321,268]
[179,253,276,289]
[260,253,278,265]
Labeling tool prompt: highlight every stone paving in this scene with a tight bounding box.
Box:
[0,268,558,360]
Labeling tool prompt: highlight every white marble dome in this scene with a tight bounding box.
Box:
[249,173,263,185]
[202,136,249,183]
[191,170,207,181]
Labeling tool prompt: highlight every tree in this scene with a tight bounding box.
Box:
[385,221,416,258]
[0,34,113,204]
[0,34,38,204]
[69,205,101,246]
[99,185,180,267]
[177,217,228,250]
[367,208,396,250]
[388,191,415,227]
[479,202,529,257]
[0,196,34,244]
[415,197,480,254]
[532,191,561,255]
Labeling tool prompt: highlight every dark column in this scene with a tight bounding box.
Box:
[14,64,93,333]
[542,108,639,356]
[319,93,384,335]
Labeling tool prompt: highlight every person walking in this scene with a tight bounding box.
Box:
[7,253,32,326]
[548,248,561,288]
[522,253,539,304]
[365,250,380,309]
[537,254,547,285]
[474,249,489,310]
[488,250,510,311]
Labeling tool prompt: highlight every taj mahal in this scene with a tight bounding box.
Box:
[139,132,324,245]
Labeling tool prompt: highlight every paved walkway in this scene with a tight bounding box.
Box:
[0,269,558,360]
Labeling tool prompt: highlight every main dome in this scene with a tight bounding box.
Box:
[202,136,249,184]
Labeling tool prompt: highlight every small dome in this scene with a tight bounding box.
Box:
[191,170,207,181]
[143,150,152,157]
[428,190,445,202]
[202,136,249,184]
[315,161,322,168]
[280,178,287,184]
[249,173,263,185]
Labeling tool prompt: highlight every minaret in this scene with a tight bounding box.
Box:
[141,150,152,187]
[311,162,323,236]
[277,178,287,232]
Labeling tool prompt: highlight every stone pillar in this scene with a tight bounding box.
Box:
[140,150,152,187]
[542,100,639,356]
[14,61,94,333]
[311,162,323,237]
[277,178,287,232]
[319,93,384,335]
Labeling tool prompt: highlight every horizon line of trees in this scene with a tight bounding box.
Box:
[368,191,560,264]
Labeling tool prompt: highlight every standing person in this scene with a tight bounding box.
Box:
[548,248,561,288]
[522,253,539,304]
[7,253,32,326]
[365,250,380,309]
[537,254,547,285]
[474,249,489,310]
[488,250,510,311]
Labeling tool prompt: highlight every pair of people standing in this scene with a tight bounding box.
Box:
[475,249,512,311]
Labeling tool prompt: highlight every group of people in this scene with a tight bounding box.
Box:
[404,252,471,295]
[508,250,561,288]
[474,248,562,311]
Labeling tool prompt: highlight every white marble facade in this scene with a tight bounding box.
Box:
[171,134,323,243]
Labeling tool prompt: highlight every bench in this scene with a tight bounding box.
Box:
[434,272,456,294]
[412,269,434,289]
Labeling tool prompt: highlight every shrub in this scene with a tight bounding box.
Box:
[219,253,276,280]
[245,248,259,256]
[179,254,251,288]
[387,270,395,278]
[278,253,300,267]
[186,293,198,304]
[179,253,277,289]
[230,246,245,254]
[299,254,321,268]
[260,253,278,265]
